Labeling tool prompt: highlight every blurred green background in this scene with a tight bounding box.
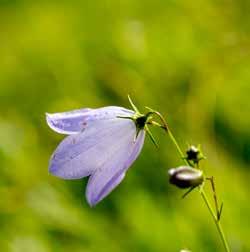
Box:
[0,0,250,251]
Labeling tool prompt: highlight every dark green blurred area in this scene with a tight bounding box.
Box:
[0,0,250,251]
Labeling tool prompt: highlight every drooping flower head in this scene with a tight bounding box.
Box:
[46,97,154,206]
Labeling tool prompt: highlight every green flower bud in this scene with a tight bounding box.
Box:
[168,166,204,189]
[186,146,199,162]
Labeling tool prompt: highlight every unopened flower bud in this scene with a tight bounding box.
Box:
[186,145,199,159]
[186,145,200,164]
[168,166,204,189]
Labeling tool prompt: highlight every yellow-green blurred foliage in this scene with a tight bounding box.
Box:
[0,1,250,251]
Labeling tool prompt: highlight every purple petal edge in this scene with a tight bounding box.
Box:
[49,118,134,180]
[87,130,145,207]
[46,106,134,135]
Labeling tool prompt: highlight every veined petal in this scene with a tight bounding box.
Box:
[46,106,134,135]
[49,118,137,179]
[86,130,145,206]
[46,108,91,135]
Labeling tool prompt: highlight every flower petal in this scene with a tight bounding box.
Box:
[49,117,137,179]
[86,130,145,206]
[46,106,134,135]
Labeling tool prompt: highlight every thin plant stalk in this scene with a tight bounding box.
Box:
[149,111,231,252]
[200,190,230,252]
[168,129,231,252]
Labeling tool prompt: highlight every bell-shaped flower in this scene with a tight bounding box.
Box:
[46,105,146,206]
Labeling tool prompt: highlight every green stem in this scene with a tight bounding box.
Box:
[168,129,187,164]
[155,116,231,252]
[200,189,231,252]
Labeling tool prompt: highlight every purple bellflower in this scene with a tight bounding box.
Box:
[46,97,155,206]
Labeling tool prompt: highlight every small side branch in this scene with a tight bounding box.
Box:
[206,176,223,221]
